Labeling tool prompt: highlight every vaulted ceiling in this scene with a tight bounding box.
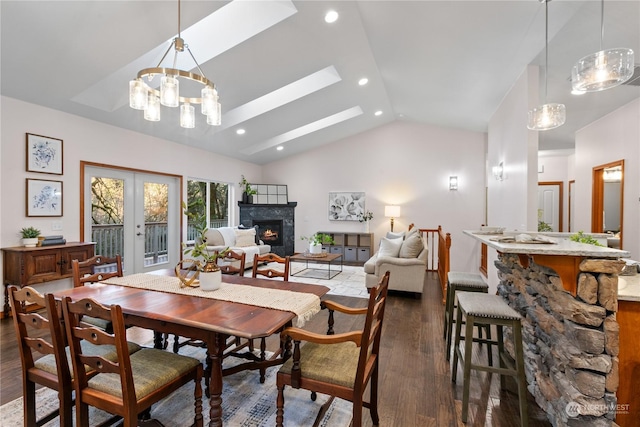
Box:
[2,1,639,165]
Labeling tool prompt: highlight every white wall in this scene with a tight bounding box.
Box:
[1,96,262,294]
[262,120,487,274]
[538,154,572,231]
[574,98,640,260]
[485,66,540,291]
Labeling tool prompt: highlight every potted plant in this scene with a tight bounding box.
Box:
[20,226,41,247]
[239,175,257,204]
[301,233,334,255]
[357,210,374,233]
[181,201,229,291]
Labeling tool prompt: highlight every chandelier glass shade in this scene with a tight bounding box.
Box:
[128,0,220,128]
[527,103,566,131]
[572,48,635,92]
[571,0,634,93]
[527,0,565,131]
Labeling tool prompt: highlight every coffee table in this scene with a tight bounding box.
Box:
[290,252,343,280]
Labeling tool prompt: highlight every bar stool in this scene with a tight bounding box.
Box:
[451,292,528,427]
[444,271,488,361]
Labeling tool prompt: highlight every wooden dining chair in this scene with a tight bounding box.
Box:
[276,271,390,427]
[61,295,204,427]
[71,254,124,334]
[9,286,73,427]
[252,253,290,280]
[9,286,141,427]
[217,249,246,276]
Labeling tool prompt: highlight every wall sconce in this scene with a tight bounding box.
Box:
[449,176,458,191]
[384,205,401,232]
[492,162,504,181]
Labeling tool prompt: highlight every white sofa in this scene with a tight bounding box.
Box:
[202,226,271,269]
[364,228,428,295]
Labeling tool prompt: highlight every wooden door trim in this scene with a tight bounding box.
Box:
[79,161,183,243]
[591,160,624,249]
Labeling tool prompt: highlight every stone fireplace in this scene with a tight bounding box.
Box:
[238,202,296,257]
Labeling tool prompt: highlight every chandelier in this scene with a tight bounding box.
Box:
[571,0,634,93]
[528,0,566,131]
[128,0,221,128]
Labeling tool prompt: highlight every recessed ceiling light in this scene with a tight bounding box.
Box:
[358,78,369,86]
[374,110,383,116]
[325,10,338,23]
[236,128,246,135]
[277,146,284,151]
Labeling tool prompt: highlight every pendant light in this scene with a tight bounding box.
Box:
[571,0,634,92]
[129,0,221,128]
[528,0,566,131]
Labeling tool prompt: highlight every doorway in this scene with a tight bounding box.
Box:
[592,160,624,249]
[537,181,563,232]
[81,163,182,274]
[568,180,575,232]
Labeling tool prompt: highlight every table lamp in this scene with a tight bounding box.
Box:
[384,205,401,232]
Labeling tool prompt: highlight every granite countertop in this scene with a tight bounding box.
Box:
[463,230,631,258]
[619,272,640,302]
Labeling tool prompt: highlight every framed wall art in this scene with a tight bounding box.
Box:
[329,192,365,221]
[26,133,63,175]
[26,178,63,217]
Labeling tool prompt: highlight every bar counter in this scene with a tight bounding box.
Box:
[464,230,637,426]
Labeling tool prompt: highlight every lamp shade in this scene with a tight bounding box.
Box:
[384,205,401,218]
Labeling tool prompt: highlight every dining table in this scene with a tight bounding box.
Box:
[53,270,329,427]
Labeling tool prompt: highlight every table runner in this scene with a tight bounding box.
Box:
[100,273,320,327]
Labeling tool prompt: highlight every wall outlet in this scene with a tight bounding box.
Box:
[51,221,63,231]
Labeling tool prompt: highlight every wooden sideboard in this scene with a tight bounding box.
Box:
[2,242,95,316]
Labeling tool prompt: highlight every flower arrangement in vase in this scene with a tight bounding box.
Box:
[357,210,374,233]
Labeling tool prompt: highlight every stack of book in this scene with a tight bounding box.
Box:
[39,235,66,246]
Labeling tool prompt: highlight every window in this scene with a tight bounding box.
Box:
[186,179,230,240]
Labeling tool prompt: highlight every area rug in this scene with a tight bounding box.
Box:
[280,263,369,299]
[0,346,353,426]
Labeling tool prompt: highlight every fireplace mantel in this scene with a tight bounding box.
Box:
[238,202,297,256]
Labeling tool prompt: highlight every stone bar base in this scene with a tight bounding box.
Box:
[495,253,624,427]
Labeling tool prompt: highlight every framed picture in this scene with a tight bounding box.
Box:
[26,178,63,217]
[329,192,365,221]
[26,133,63,175]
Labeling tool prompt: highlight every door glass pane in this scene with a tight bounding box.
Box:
[90,176,124,271]
[143,182,168,267]
[209,182,229,228]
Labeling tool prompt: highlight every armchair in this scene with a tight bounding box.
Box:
[364,228,427,295]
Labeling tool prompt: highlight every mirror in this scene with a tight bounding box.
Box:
[591,160,624,249]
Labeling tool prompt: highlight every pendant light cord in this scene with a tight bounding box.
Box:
[544,0,549,101]
[599,0,604,51]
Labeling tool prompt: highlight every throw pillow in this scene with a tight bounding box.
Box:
[234,229,256,247]
[386,231,405,240]
[400,233,424,258]
[239,224,260,245]
[378,237,403,258]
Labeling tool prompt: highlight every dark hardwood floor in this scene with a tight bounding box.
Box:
[1,272,551,426]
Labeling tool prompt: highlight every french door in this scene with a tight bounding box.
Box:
[82,164,181,274]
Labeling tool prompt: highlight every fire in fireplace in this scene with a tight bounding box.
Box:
[253,220,283,247]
